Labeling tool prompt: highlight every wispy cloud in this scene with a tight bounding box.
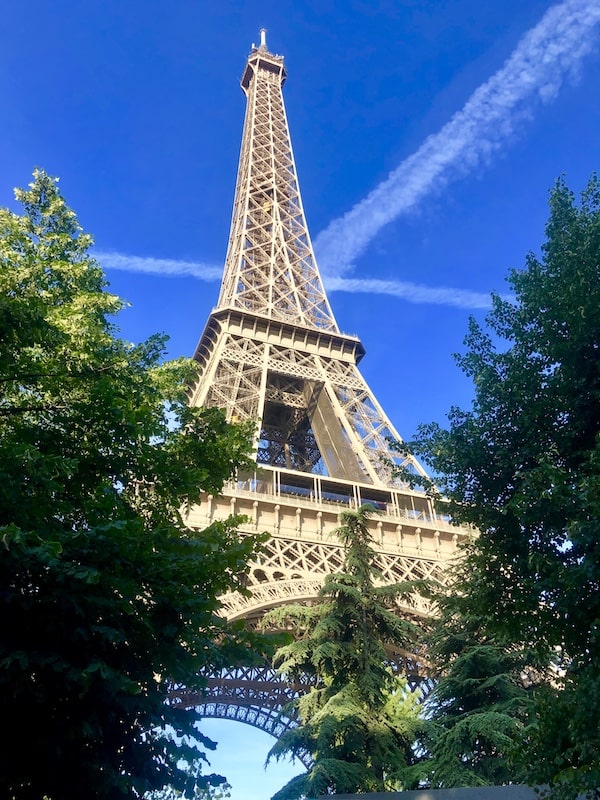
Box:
[98,250,496,309]
[314,0,600,278]
[96,251,222,281]
[325,276,495,309]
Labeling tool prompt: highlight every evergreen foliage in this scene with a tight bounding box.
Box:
[410,176,600,798]
[147,777,232,800]
[263,505,426,799]
[419,590,533,787]
[0,171,269,799]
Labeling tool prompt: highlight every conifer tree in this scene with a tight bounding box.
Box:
[418,581,532,788]
[263,505,426,800]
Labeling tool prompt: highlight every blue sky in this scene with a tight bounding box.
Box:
[2,0,599,797]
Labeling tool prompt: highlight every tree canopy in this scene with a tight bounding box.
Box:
[417,580,533,788]
[263,505,426,800]
[411,176,600,798]
[0,171,268,799]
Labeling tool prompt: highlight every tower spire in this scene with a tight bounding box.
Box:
[216,31,338,332]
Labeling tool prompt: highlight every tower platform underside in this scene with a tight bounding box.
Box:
[181,464,469,730]
[187,465,466,625]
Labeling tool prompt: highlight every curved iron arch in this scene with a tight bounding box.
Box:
[194,702,312,770]
[170,667,313,770]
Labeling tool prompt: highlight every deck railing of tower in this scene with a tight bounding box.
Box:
[227,466,460,530]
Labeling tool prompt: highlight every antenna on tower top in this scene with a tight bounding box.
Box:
[259,28,267,50]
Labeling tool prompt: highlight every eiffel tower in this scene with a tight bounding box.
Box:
[176,30,469,748]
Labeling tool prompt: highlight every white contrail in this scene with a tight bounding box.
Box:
[98,250,492,308]
[313,0,600,277]
[324,276,495,309]
[96,251,222,281]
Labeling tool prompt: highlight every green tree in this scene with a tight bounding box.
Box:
[147,774,232,799]
[263,505,426,800]
[410,176,600,798]
[418,584,532,788]
[0,171,268,799]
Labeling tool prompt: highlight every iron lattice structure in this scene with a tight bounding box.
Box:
[183,30,471,745]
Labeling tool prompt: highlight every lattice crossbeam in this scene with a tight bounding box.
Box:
[217,41,337,331]
[192,329,428,484]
